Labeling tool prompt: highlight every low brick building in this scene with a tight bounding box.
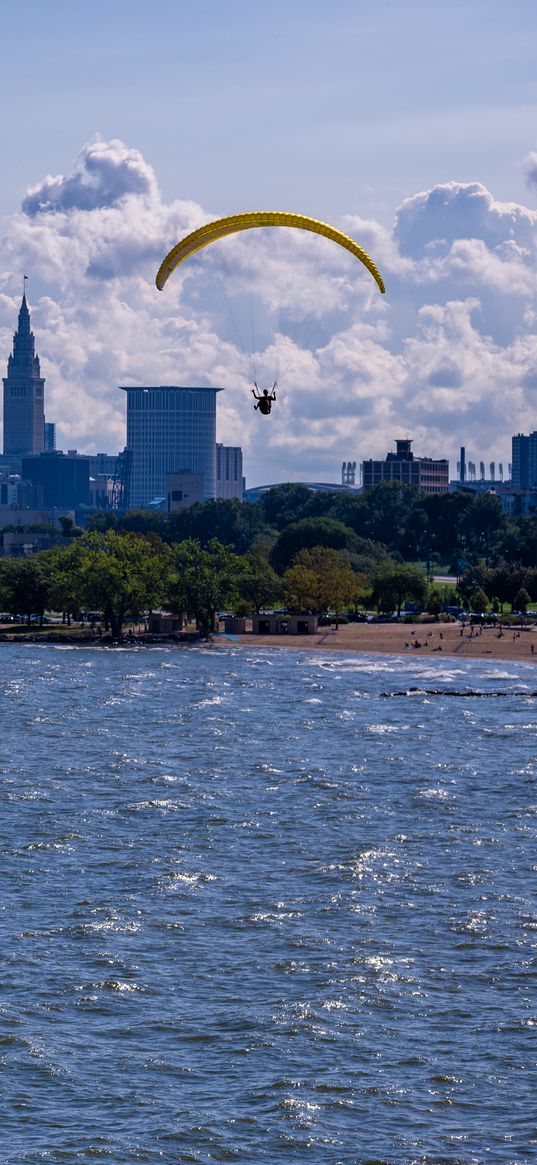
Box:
[252,614,318,635]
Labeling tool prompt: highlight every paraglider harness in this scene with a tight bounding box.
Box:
[252,382,277,415]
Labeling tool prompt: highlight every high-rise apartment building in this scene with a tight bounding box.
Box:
[121,386,223,509]
[3,293,45,459]
[511,432,537,488]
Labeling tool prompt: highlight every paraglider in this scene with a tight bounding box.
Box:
[252,381,277,415]
[155,212,385,416]
[156,211,385,294]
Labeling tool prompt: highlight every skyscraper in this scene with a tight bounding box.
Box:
[216,443,244,500]
[511,432,537,488]
[121,385,223,509]
[3,293,45,458]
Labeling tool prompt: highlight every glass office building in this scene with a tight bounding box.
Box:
[121,386,223,509]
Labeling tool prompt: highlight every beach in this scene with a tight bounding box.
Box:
[220,620,537,661]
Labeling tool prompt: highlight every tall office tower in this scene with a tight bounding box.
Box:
[44,421,56,451]
[3,293,45,457]
[121,386,223,509]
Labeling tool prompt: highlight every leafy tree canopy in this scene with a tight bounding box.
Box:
[271,517,364,574]
[169,539,241,637]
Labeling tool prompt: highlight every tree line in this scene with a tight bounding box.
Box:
[0,528,431,638]
[1,482,535,636]
[66,480,537,570]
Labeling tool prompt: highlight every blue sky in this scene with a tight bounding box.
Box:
[2,0,537,485]
[3,0,536,222]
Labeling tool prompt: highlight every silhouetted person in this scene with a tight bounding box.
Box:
[253,382,277,415]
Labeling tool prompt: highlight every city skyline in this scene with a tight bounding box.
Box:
[2,3,536,486]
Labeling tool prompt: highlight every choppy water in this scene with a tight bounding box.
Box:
[1,642,536,1165]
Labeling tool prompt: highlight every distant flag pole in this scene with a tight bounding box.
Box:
[23,274,29,297]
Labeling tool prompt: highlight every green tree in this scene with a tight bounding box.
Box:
[85,511,119,534]
[512,587,531,614]
[460,492,505,561]
[58,515,82,538]
[292,546,364,616]
[426,587,443,617]
[45,543,87,623]
[522,567,537,602]
[458,564,490,607]
[282,563,318,612]
[370,560,427,616]
[77,530,171,639]
[471,586,489,614]
[168,498,263,553]
[420,491,474,562]
[491,516,537,567]
[258,484,314,530]
[359,481,417,547]
[236,552,282,614]
[486,564,525,610]
[119,509,169,539]
[0,557,50,624]
[270,517,361,574]
[168,539,240,637]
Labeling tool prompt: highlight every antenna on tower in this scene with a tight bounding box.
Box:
[23,274,29,296]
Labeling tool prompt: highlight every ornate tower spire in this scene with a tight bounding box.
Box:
[2,291,45,458]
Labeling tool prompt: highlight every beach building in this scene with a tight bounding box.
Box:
[362,439,449,494]
[252,614,318,635]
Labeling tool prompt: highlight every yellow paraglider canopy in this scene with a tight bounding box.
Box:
[156,211,385,294]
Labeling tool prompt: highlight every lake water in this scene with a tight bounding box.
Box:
[1,642,536,1165]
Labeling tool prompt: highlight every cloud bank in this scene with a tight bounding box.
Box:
[2,134,537,486]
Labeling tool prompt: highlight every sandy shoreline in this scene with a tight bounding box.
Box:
[1,621,535,662]
[217,621,537,662]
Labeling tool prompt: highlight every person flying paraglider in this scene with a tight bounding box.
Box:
[156,213,385,416]
[252,382,277,415]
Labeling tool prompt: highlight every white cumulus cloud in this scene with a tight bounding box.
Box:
[2,137,537,485]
